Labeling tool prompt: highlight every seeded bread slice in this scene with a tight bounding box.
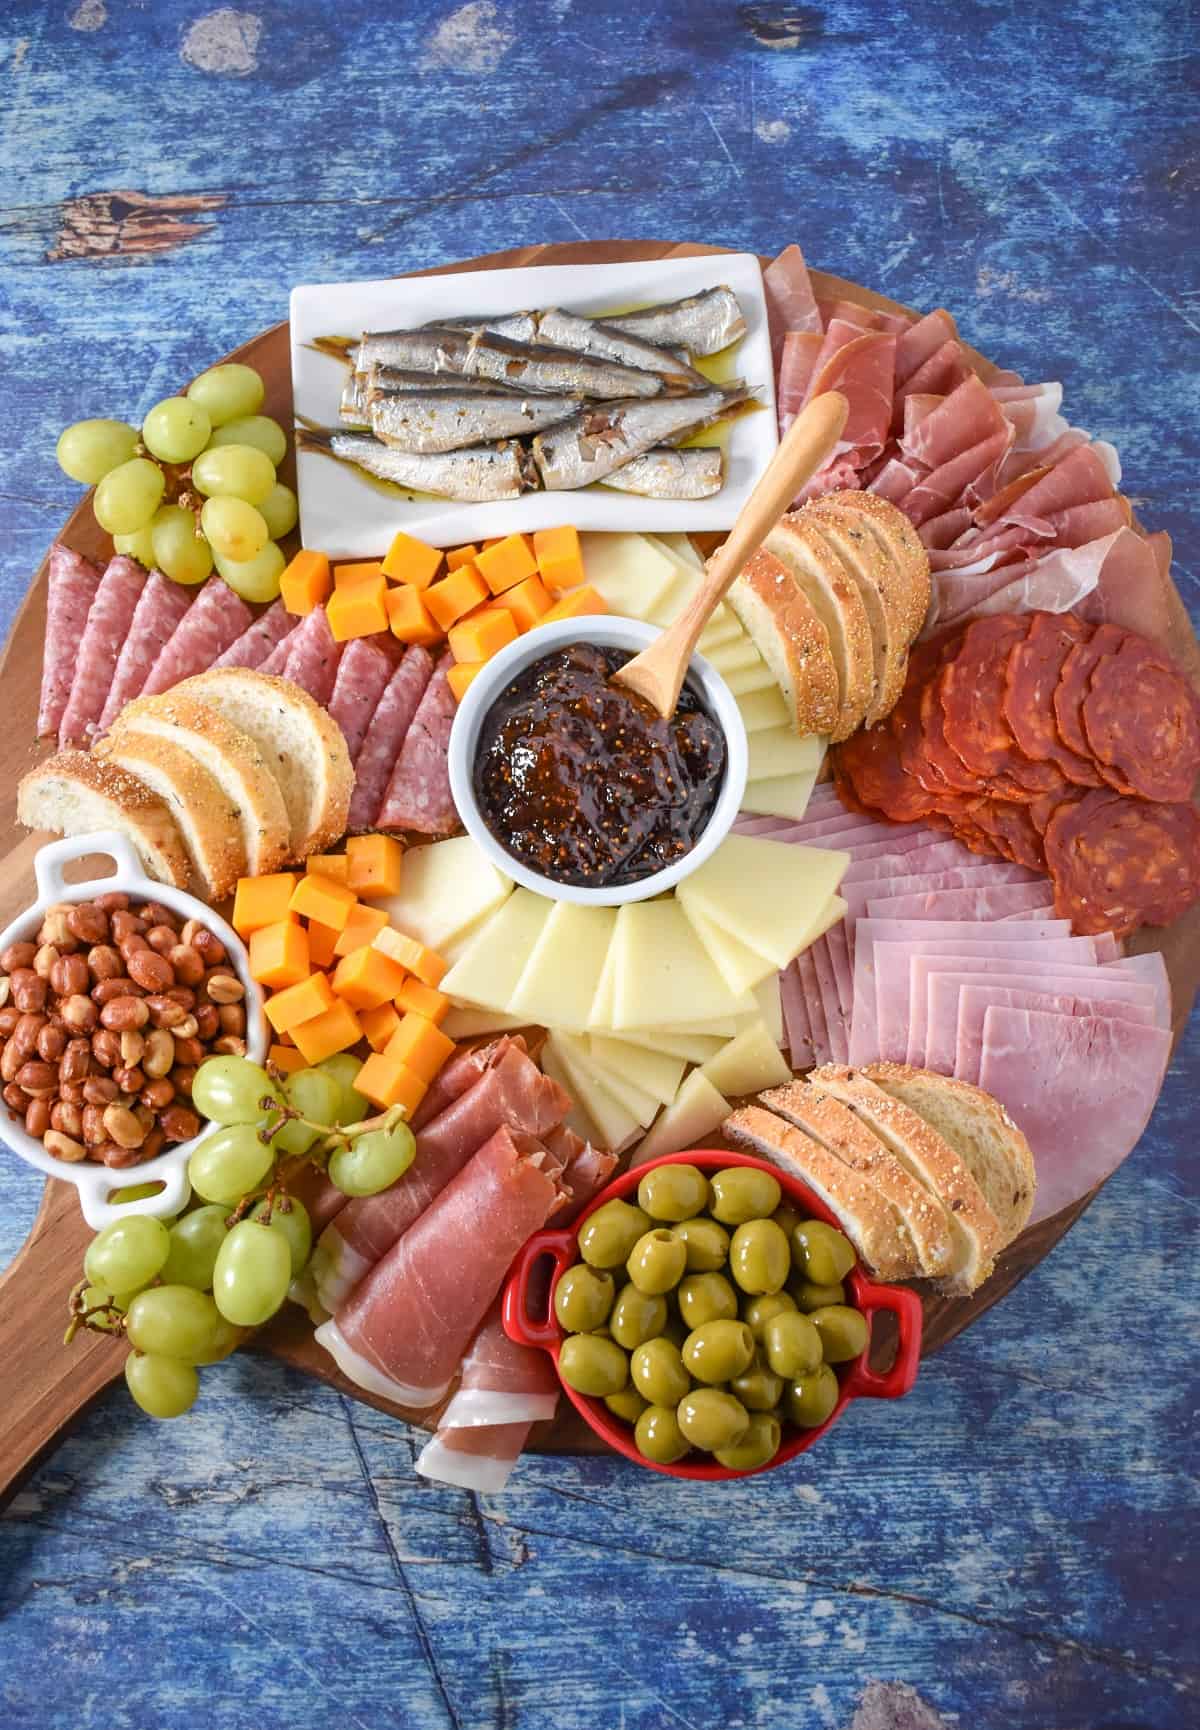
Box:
[827,492,931,643]
[726,547,840,737]
[860,1062,1036,1247]
[765,516,875,740]
[17,750,190,888]
[93,731,247,900]
[803,502,911,725]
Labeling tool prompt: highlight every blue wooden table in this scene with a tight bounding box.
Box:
[1,4,1197,1725]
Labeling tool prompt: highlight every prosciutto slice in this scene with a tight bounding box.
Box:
[892,341,972,429]
[801,325,896,468]
[899,374,1009,472]
[894,310,958,388]
[438,1298,560,1430]
[776,332,824,433]
[898,429,1012,529]
[763,242,822,364]
[930,527,1161,637]
[415,1422,536,1494]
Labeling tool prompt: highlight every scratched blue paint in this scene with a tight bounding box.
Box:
[0,1,1197,1725]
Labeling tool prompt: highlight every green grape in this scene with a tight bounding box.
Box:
[259,480,298,541]
[79,1284,133,1331]
[125,1352,199,1419]
[330,1123,416,1198]
[187,363,265,427]
[110,1181,168,1207]
[213,540,285,603]
[125,1285,225,1362]
[93,457,166,535]
[56,418,140,485]
[319,1054,369,1126]
[273,1067,340,1157]
[113,525,158,568]
[213,1220,292,1326]
[151,503,214,586]
[191,443,275,505]
[209,414,287,466]
[191,1314,243,1364]
[141,396,212,464]
[250,1195,312,1276]
[189,1124,276,1206]
[161,1204,229,1289]
[200,495,268,563]
[193,1055,281,1124]
[84,1215,170,1293]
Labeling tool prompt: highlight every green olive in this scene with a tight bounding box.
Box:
[672,1216,730,1272]
[635,1404,690,1464]
[709,1166,782,1224]
[730,1359,785,1412]
[558,1332,629,1397]
[630,1336,692,1406]
[810,1303,869,1363]
[772,1203,803,1240]
[792,1219,857,1285]
[605,1385,649,1424]
[677,1271,739,1329]
[790,1278,847,1313]
[626,1228,687,1295]
[553,1264,615,1334]
[729,1218,791,1295]
[786,1363,840,1428]
[714,1411,782,1472]
[681,1319,755,1385]
[677,1387,750,1451]
[636,1163,710,1223]
[660,1313,689,1350]
[609,1284,669,1350]
[763,1309,823,1378]
[578,1199,652,1269]
[742,1290,797,1343]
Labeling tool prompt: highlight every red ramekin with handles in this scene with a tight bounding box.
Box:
[503,1149,923,1480]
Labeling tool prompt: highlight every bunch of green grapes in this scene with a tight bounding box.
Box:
[55,364,299,603]
[77,1052,417,1421]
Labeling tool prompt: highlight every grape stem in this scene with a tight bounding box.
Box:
[64,1278,128,1344]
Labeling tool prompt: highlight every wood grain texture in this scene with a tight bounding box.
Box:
[0,6,1197,1728]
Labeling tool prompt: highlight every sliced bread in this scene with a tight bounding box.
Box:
[174,670,352,859]
[726,548,840,737]
[111,691,291,877]
[723,1103,919,1282]
[809,1064,1002,1294]
[17,750,190,888]
[765,516,875,740]
[802,502,911,724]
[861,1062,1037,1246]
[827,492,931,642]
[760,1078,956,1279]
[93,731,247,900]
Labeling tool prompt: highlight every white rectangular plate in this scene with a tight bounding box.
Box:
[290,254,777,556]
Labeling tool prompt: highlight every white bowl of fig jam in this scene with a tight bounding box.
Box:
[449,617,748,906]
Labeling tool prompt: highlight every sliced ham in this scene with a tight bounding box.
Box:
[865,882,1055,923]
[39,544,103,738]
[212,598,294,670]
[810,934,849,1063]
[377,653,458,834]
[899,374,1009,472]
[59,556,148,745]
[415,1421,536,1494]
[905,953,1137,1070]
[797,947,831,1065]
[780,960,814,1067]
[346,644,435,830]
[98,568,192,729]
[763,242,822,365]
[839,864,1038,925]
[327,638,397,762]
[280,605,343,705]
[951,984,1155,1084]
[140,576,253,697]
[1107,952,1172,1028]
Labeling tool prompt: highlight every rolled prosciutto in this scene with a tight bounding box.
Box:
[440,1298,560,1430]
[414,1422,536,1495]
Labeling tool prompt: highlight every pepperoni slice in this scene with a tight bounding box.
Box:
[1044,789,1200,936]
[833,639,947,822]
[896,636,977,797]
[956,795,1048,870]
[1003,611,1102,787]
[1052,622,1130,762]
[1080,635,1200,804]
[939,614,1063,799]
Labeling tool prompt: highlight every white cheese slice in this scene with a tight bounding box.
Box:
[645,566,700,627]
[651,532,704,570]
[439,887,552,1012]
[580,532,677,621]
[381,836,512,954]
[441,1007,527,1039]
[705,636,768,677]
[753,976,784,1047]
[611,898,749,1031]
[588,933,618,1029]
[676,836,850,971]
[509,902,617,1033]
[747,727,823,783]
[697,608,745,652]
[631,1071,730,1168]
[614,1028,727,1064]
[678,901,778,995]
[546,1032,643,1150]
[741,766,819,820]
[587,1036,686,1107]
[553,1032,660,1126]
[722,658,778,696]
[736,686,792,734]
[539,1042,604,1147]
[701,1022,793,1096]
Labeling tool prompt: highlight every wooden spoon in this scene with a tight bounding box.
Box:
[612,390,849,718]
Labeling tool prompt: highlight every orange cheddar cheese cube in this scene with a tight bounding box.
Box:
[331,944,408,1011]
[385,583,442,646]
[248,919,311,990]
[384,1013,456,1084]
[333,560,384,589]
[532,525,584,592]
[476,533,538,595]
[424,564,489,632]
[372,928,449,987]
[346,833,404,898]
[447,661,484,703]
[289,873,358,931]
[381,530,443,590]
[280,549,331,616]
[445,544,479,572]
[502,574,552,632]
[447,607,518,665]
[395,977,450,1025]
[306,919,339,969]
[265,970,335,1034]
[232,872,298,936]
[306,853,350,884]
[359,1001,401,1053]
[327,575,389,642]
[290,998,363,1065]
[268,1042,307,1076]
[333,902,390,957]
[354,1052,428,1116]
[541,584,609,626]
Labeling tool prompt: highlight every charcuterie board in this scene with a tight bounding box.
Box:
[1,239,1197,1505]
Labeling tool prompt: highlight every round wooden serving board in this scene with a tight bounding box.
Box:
[1,240,1197,1507]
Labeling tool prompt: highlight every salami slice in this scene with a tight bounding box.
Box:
[259,623,301,676]
[833,717,941,824]
[378,654,459,835]
[213,598,294,670]
[1052,622,1129,761]
[1080,635,1200,804]
[328,638,397,763]
[939,614,1062,798]
[1044,790,1200,936]
[140,576,254,697]
[953,795,1047,870]
[347,646,435,831]
[59,556,148,745]
[99,570,194,729]
[280,606,343,705]
[39,544,102,738]
[1002,610,1101,786]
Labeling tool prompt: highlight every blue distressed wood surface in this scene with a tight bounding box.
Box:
[1,3,1197,1726]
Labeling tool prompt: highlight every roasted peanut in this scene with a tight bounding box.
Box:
[100,996,149,1032]
[93,976,143,1005]
[119,1029,146,1068]
[37,1023,67,1063]
[103,1103,145,1149]
[66,903,108,944]
[3,1082,29,1113]
[94,891,129,914]
[141,1029,175,1077]
[1,942,37,972]
[145,994,188,1029]
[51,1101,84,1139]
[10,968,46,1013]
[160,1104,200,1142]
[128,948,174,993]
[82,1104,108,1145]
[61,1039,93,1084]
[170,1065,197,1098]
[0,1006,19,1036]
[145,924,178,956]
[193,928,226,966]
[25,1098,51,1138]
[82,1076,119,1107]
[212,1036,248,1057]
[113,1066,145,1094]
[38,910,75,950]
[110,910,146,942]
[194,1004,220,1041]
[168,944,205,986]
[50,953,90,998]
[217,1004,246,1037]
[44,1129,87,1163]
[140,1128,166,1162]
[87,944,124,983]
[172,1015,199,1040]
[16,1061,57,1097]
[92,1028,123,1068]
[117,934,152,964]
[140,901,177,927]
[165,986,196,1009]
[33,944,60,981]
[1,1043,25,1084]
[206,972,245,1005]
[172,1036,204,1068]
[61,993,98,1034]
[100,1141,142,1168]
[59,1080,86,1107]
[140,1077,175,1110]
[11,1013,47,1064]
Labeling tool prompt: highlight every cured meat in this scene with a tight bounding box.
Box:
[780,958,814,1068]
[978,1005,1171,1225]
[1002,611,1100,787]
[140,576,253,697]
[894,310,958,389]
[59,556,147,744]
[1074,528,1178,654]
[809,935,848,1064]
[802,326,896,466]
[834,642,948,822]
[865,881,1054,924]
[1053,623,1132,763]
[892,341,972,429]
[910,954,1142,1071]
[899,430,1012,530]
[316,1126,566,1406]
[415,1421,535,1494]
[949,984,1155,1083]
[439,1298,560,1429]
[212,598,294,670]
[557,1140,618,1224]
[410,1035,521,1133]
[868,458,923,504]
[777,331,824,432]
[1107,952,1171,1029]
[280,605,343,705]
[920,507,974,551]
[98,569,193,730]
[1043,790,1200,937]
[899,374,1009,473]
[327,638,397,763]
[1080,635,1200,804]
[258,623,301,676]
[954,796,1047,869]
[797,947,831,1065]
[974,443,1115,541]
[346,644,435,831]
[377,653,459,834]
[39,544,102,738]
[939,615,1063,798]
[763,242,822,364]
